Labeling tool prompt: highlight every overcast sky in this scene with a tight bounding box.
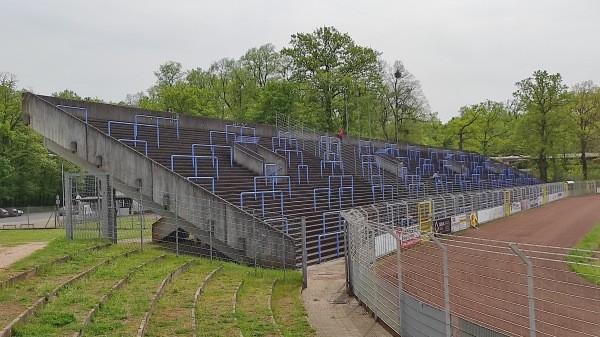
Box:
[2,0,599,122]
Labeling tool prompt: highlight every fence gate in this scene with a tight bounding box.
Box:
[542,185,547,204]
[417,201,432,238]
[503,190,511,216]
[64,173,116,242]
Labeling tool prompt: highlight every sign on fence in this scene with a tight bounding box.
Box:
[530,196,543,208]
[396,224,421,249]
[451,214,467,232]
[477,206,504,224]
[433,217,451,234]
[511,202,522,214]
[547,192,565,203]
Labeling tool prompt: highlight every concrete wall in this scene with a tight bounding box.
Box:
[233,144,265,175]
[22,93,295,267]
[38,95,279,138]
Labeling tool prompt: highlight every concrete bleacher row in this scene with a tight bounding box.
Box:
[58,102,536,266]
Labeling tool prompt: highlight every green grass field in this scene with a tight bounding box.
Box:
[567,220,600,285]
[0,229,315,337]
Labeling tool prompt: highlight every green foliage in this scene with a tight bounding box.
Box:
[566,220,600,286]
[513,70,569,182]
[568,81,600,179]
[37,311,76,326]
[1,72,75,206]
[282,26,381,132]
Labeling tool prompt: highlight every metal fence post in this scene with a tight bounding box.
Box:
[209,200,213,262]
[139,186,144,251]
[301,216,307,289]
[345,219,352,295]
[372,229,378,322]
[283,229,286,281]
[353,147,357,175]
[253,210,257,276]
[175,194,179,258]
[385,227,403,329]
[429,233,451,337]
[510,242,536,337]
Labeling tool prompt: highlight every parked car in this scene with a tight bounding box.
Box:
[0,208,8,218]
[5,207,21,217]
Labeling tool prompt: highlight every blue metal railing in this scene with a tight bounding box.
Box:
[329,175,354,208]
[118,139,148,156]
[320,160,344,177]
[235,135,260,144]
[275,149,304,166]
[254,176,292,199]
[361,161,380,177]
[134,114,179,146]
[226,124,255,143]
[372,184,394,203]
[271,132,298,152]
[317,231,343,263]
[192,144,233,167]
[321,211,342,234]
[240,191,284,216]
[313,188,330,211]
[297,164,309,184]
[108,121,157,144]
[358,140,374,156]
[209,131,235,145]
[170,155,218,179]
[187,176,215,193]
[264,163,283,178]
[264,217,289,234]
[56,105,88,123]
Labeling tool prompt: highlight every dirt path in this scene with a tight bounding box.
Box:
[462,194,600,246]
[303,195,600,337]
[391,195,600,336]
[0,242,47,269]
[303,258,396,337]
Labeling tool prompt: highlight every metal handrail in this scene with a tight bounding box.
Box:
[118,139,148,157]
[192,144,233,167]
[170,155,218,179]
[56,105,88,123]
[187,176,215,193]
[240,190,284,216]
[134,114,179,143]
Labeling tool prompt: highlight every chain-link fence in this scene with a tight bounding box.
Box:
[343,181,600,337]
[62,174,297,270]
[64,173,116,242]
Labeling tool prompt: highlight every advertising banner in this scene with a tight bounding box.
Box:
[547,192,565,203]
[433,217,452,234]
[451,214,467,232]
[530,196,543,208]
[396,224,421,249]
[375,233,396,257]
[510,202,522,214]
[476,206,504,224]
[520,199,529,211]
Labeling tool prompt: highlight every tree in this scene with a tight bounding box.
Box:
[569,81,600,179]
[241,44,281,88]
[471,100,512,156]
[381,60,430,142]
[52,89,82,100]
[282,26,380,132]
[154,61,184,87]
[209,58,236,119]
[446,105,480,151]
[513,70,569,182]
[0,72,65,206]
